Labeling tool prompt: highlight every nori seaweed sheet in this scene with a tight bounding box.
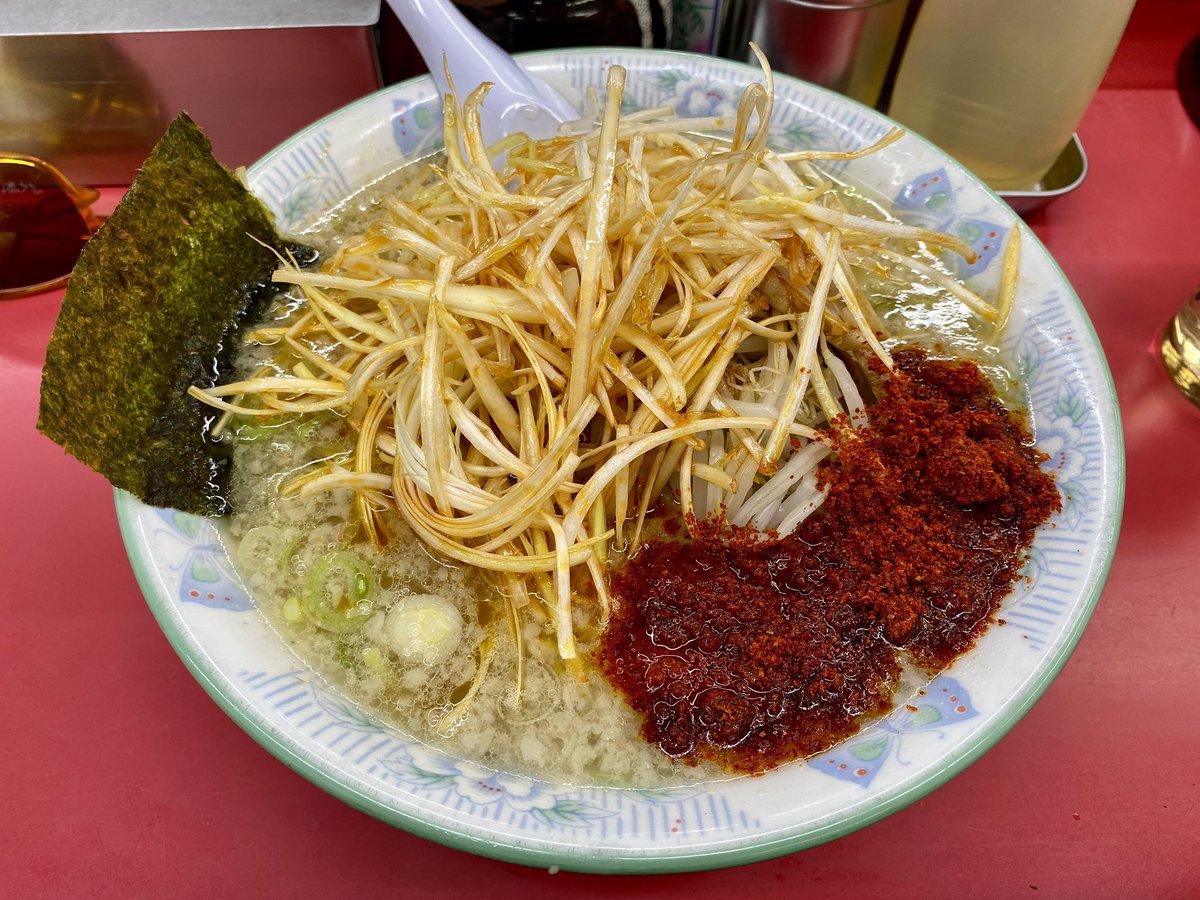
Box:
[38,113,305,516]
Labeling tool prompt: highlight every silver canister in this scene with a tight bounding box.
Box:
[717,0,910,108]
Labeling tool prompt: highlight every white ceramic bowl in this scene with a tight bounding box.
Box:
[117,48,1123,873]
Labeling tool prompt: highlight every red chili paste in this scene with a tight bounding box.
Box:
[596,349,1062,773]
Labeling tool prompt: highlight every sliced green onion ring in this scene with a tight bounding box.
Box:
[303,551,376,633]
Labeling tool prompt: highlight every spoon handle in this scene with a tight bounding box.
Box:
[384,0,578,144]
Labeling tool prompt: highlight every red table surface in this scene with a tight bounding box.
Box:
[4,2,1200,896]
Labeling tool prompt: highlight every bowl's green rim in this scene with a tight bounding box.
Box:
[115,47,1125,874]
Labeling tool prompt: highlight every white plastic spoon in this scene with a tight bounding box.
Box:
[385,0,579,146]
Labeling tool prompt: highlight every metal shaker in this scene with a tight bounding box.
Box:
[716,0,911,108]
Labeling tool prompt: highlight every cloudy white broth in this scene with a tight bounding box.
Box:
[227,416,698,785]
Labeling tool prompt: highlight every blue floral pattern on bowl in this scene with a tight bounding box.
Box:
[809,676,978,788]
[151,509,252,612]
[230,668,747,837]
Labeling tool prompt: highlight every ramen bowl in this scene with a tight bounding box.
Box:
[116,48,1123,873]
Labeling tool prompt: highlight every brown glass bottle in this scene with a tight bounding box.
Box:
[455,0,654,52]
[378,0,665,85]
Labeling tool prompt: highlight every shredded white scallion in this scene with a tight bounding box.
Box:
[191,53,1016,668]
